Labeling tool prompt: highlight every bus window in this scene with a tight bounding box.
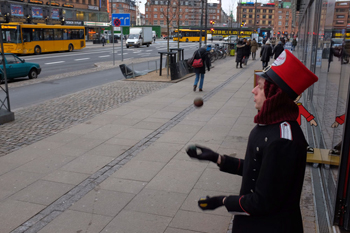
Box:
[43,29,54,40]
[32,29,43,41]
[79,30,84,39]
[54,29,63,40]
[22,28,32,42]
[1,27,21,43]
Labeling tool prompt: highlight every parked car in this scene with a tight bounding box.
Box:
[0,53,41,81]
[212,35,223,41]
[163,35,173,39]
[224,35,238,42]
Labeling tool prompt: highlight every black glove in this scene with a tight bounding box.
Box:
[208,68,210,72]
[186,145,219,163]
[198,196,226,210]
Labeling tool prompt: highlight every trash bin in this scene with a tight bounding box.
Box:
[230,49,235,56]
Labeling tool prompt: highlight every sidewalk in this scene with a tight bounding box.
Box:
[0,57,316,233]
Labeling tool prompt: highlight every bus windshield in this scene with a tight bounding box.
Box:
[1,26,21,43]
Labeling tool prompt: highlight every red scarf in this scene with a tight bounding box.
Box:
[254,81,299,125]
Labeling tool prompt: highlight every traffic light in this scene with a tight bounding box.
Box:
[210,20,215,25]
[211,28,214,32]
[240,21,245,27]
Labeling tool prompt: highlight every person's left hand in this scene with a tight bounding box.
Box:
[198,196,226,210]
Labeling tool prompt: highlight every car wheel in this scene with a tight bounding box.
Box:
[28,68,38,79]
[147,43,150,47]
[68,44,74,52]
[34,46,41,55]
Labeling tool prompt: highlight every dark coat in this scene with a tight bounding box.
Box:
[260,44,273,62]
[236,44,245,62]
[220,121,308,233]
[272,43,284,59]
[243,43,251,57]
[193,48,211,74]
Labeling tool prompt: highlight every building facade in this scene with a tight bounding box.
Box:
[109,0,136,26]
[295,0,350,230]
[0,0,109,41]
[144,0,223,35]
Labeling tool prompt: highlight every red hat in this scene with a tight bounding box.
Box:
[256,50,318,99]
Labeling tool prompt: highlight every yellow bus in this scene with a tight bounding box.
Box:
[1,23,86,55]
[173,29,205,42]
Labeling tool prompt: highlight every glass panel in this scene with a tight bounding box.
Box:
[64,10,75,20]
[32,28,43,41]
[76,11,85,21]
[54,29,63,40]
[1,27,21,43]
[43,29,54,40]
[22,28,32,42]
[88,12,98,21]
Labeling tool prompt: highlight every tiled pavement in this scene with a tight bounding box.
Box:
[0,56,317,233]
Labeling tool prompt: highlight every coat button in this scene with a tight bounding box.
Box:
[253,169,256,171]
[252,179,255,181]
[265,137,268,142]
[251,189,254,193]
[254,159,257,161]
[256,147,259,151]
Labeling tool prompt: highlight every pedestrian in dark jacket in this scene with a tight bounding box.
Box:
[243,40,251,65]
[260,41,273,69]
[186,49,319,233]
[272,41,284,59]
[235,40,245,68]
[193,47,211,92]
[101,36,106,46]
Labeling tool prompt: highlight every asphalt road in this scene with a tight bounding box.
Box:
[17,40,201,78]
[5,40,214,110]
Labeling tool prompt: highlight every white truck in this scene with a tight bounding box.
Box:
[126,27,152,48]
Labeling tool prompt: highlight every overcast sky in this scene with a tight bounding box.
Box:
[139,0,270,20]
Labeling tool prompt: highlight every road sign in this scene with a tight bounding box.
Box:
[112,13,130,27]
[257,28,260,33]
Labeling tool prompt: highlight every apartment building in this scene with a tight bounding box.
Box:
[274,1,295,38]
[144,0,223,35]
[0,0,109,40]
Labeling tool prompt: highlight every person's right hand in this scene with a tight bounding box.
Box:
[186,145,219,163]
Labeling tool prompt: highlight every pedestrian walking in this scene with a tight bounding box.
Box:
[186,49,318,233]
[250,38,258,60]
[101,36,106,47]
[260,40,273,69]
[243,39,251,65]
[153,35,156,43]
[235,39,245,68]
[192,47,211,92]
[272,41,284,59]
[292,38,297,51]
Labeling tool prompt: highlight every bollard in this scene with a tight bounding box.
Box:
[148,61,150,70]
[125,64,127,78]
[155,60,157,73]
[132,63,135,79]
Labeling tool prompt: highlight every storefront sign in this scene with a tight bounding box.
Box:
[32,7,43,18]
[11,4,24,17]
[51,8,60,19]
[65,21,83,25]
[12,0,24,2]
[88,5,99,10]
[84,21,109,26]
[29,0,43,4]
[1,25,17,29]
[47,2,60,6]
[62,3,74,8]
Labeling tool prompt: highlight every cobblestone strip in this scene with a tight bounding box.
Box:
[12,61,247,233]
[0,81,171,157]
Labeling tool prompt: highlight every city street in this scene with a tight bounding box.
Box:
[17,40,201,78]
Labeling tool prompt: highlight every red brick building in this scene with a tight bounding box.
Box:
[110,0,137,26]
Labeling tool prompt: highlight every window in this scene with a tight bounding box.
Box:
[160,1,163,4]
[185,1,188,5]
[173,8,176,12]
[269,15,272,19]
[257,15,260,18]
[256,20,259,24]
[249,20,252,23]
[185,9,188,12]
[249,9,253,12]
[5,55,21,64]
[337,15,345,18]
[269,9,273,13]
[249,14,252,18]
[160,8,163,11]
[262,20,266,24]
[185,21,189,25]
[146,8,148,11]
[243,9,247,12]
[262,15,266,18]
[278,10,282,13]
[160,20,164,25]
[185,15,188,18]
[155,1,158,4]
[279,15,282,19]
[263,9,266,13]
[22,28,32,42]
[154,7,157,11]
[180,8,182,12]
[268,21,272,25]
[278,21,282,25]
[154,20,158,24]
[285,22,288,26]
[43,29,54,40]
[217,16,219,19]
[160,14,163,18]
[54,29,63,40]
[154,14,157,18]
[256,9,260,13]
[243,14,246,18]
[146,14,148,18]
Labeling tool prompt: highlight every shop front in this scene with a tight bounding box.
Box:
[84,21,109,41]
[296,0,350,231]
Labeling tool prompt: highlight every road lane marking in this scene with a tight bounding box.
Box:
[75,58,90,61]
[99,55,110,58]
[146,50,152,52]
[44,61,65,65]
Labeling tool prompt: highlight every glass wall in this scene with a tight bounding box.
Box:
[296,0,350,228]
